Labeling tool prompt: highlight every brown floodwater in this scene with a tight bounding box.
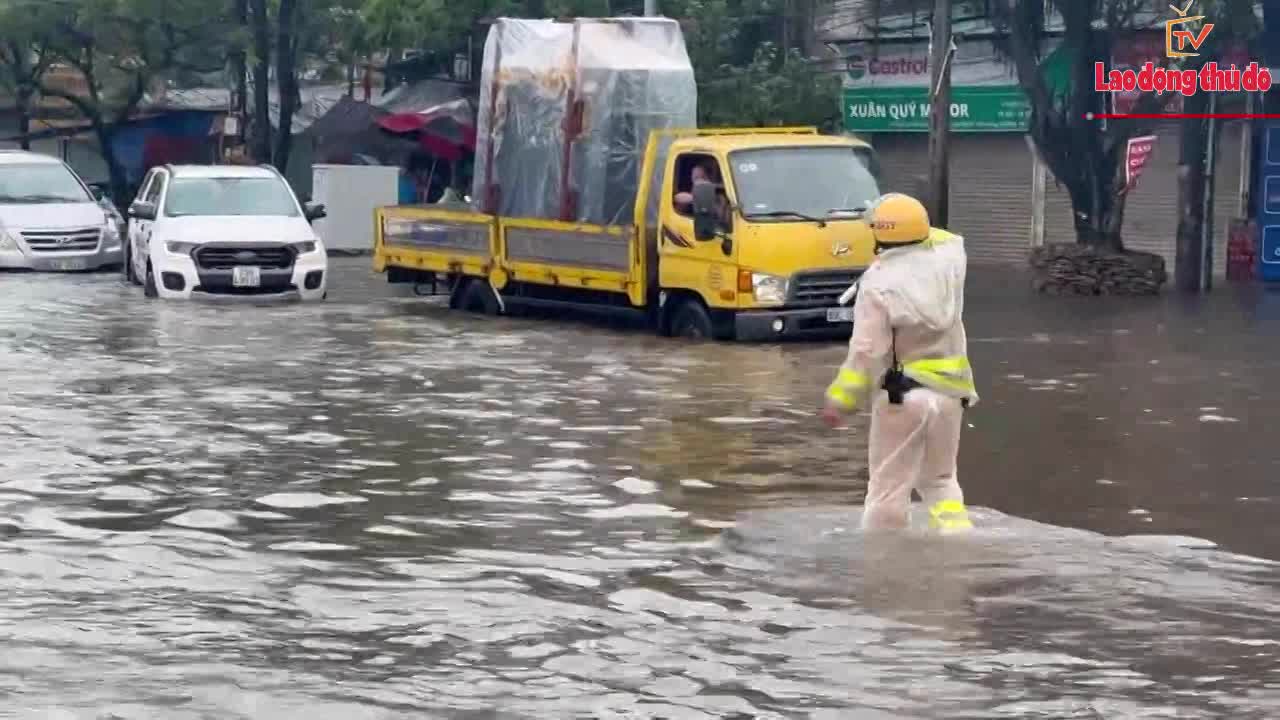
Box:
[0,259,1276,718]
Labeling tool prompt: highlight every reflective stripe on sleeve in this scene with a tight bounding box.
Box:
[825,367,868,410]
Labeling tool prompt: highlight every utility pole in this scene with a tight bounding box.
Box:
[926,0,954,227]
[644,0,657,15]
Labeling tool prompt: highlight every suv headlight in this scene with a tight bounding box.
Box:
[165,240,200,255]
[0,228,15,251]
[102,222,120,245]
[751,272,788,305]
[288,240,317,255]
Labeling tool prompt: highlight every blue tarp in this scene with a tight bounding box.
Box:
[107,111,217,186]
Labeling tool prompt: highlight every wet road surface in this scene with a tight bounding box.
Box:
[1,258,1278,718]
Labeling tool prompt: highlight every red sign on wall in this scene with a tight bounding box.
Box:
[1125,135,1158,191]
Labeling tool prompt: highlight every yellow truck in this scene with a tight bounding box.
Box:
[373,126,885,341]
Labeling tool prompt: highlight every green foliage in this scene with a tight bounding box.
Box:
[698,43,841,128]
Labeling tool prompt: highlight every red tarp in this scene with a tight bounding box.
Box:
[377,102,476,162]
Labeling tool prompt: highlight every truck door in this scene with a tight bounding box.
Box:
[658,152,737,302]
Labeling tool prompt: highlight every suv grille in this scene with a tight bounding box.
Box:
[790,270,862,307]
[194,245,294,270]
[21,228,101,253]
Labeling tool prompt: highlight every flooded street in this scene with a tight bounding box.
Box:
[1,258,1278,718]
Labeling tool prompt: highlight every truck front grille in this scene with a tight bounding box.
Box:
[21,228,101,253]
[194,245,294,270]
[790,270,862,307]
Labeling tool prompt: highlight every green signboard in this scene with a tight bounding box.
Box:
[843,86,1031,133]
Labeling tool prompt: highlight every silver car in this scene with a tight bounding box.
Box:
[0,150,123,272]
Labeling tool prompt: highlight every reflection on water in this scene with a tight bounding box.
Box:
[0,261,1278,717]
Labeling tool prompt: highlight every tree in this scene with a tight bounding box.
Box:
[33,0,229,205]
[989,0,1168,252]
[246,0,302,172]
[697,42,842,128]
[0,1,55,150]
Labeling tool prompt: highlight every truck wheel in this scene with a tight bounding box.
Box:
[669,300,714,339]
[457,278,501,315]
[143,261,158,298]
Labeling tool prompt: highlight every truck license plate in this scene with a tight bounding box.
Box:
[51,258,87,271]
[826,307,854,323]
[232,266,261,287]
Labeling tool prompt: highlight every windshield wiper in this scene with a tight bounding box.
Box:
[744,210,827,227]
[826,207,868,217]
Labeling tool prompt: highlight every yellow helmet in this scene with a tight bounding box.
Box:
[866,193,930,246]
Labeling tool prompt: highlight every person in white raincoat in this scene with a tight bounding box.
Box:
[820,193,979,531]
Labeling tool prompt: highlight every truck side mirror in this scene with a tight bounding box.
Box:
[691,181,718,241]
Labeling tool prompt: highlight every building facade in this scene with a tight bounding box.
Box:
[818,0,1249,279]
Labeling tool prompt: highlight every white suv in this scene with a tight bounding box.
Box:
[125,164,328,301]
[0,150,123,271]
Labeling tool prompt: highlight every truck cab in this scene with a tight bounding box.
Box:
[653,131,880,340]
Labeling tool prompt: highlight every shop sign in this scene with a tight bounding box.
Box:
[840,38,1036,133]
[843,85,1030,133]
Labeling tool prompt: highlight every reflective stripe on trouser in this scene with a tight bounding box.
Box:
[929,499,973,531]
[863,385,971,531]
[902,356,976,399]
[826,367,868,411]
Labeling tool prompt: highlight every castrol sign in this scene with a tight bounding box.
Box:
[1125,135,1157,191]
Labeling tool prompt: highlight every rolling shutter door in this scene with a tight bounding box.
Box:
[948,135,1033,264]
[866,133,1034,264]
[867,133,929,200]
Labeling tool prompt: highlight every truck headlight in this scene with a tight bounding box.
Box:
[288,240,318,255]
[165,240,200,255]
[751,272,788,305]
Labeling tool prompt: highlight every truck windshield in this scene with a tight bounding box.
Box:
[730,146,881,221]
[0,163,93,204]
[164,177,300,217]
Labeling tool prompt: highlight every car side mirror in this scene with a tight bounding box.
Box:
[88,183,107,201]
[304,202,327,222]
[691,182,719,241]
[128,201,157,221]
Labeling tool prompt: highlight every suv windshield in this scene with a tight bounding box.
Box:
[0,163,93,204]
[729,146,881,221]
[164,177,300,217]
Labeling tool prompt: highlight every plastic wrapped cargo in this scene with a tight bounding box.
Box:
[471,17,697,226]
[471,19,571,221]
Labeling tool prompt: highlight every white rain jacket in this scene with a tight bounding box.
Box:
[825,228,979,412]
